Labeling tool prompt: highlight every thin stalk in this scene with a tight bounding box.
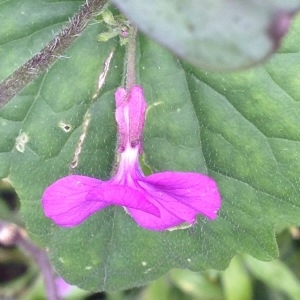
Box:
[125,26,137,91]
[0,221,61,300]
[0,0,108,108]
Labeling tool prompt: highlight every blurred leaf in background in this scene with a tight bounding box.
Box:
[112,0,299,70]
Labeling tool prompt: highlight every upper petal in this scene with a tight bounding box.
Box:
[115,87,128,151]
[127,171,221,231]
[127,86,147,147]
[42,175,106,227]
[115,87,127,107]
[115,85,147,151]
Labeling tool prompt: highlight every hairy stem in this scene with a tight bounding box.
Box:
[0,0,108,108]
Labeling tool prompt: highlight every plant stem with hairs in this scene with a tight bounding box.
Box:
[0,0,108,108]
[0,221,61,300]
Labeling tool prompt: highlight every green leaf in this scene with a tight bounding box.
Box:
[170,269,223,300]
[1,2,300,293]
[140,276,172,300]
[222,256,252,300]
[245,255,300,300]
[112,0,300,70]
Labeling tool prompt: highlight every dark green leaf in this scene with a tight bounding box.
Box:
[0,2,300,293]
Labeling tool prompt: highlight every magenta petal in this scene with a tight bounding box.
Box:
[145,171,221,219]
[115,87,127,107]
[127,172,221,231]
[115,87,127,149]
[115,85,147,150]
[42,175,107,227]
[87,184,160,217]
[127,86,147,144]
[127,205,185,231]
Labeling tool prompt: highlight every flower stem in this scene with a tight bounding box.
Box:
[0,221,61,300]
[125,26,137,90]
[0,0,108,108]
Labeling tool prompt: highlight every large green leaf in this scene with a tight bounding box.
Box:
[112,0,300,70]
[1,1,300,293]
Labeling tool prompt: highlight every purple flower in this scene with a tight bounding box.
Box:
[42,86,221,231]
[56,277,75,298]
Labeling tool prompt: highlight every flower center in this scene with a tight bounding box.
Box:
[113,145,144,186]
